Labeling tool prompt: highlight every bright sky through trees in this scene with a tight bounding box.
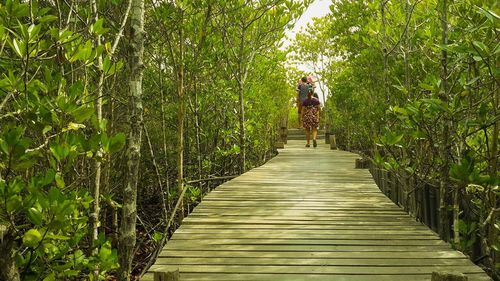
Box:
[285,0,332,103]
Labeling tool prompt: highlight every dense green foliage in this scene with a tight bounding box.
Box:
[0,1,123,279]
[0,0,307,279]
[293,0,498,277]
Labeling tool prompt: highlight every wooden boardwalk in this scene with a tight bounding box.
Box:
[144,140,491,281]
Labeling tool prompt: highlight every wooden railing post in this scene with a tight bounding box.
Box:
[325,124,331,144]
[154,269,180,281]
[431,272,467,281]
[280,117,288,144]
[329,135,337,150]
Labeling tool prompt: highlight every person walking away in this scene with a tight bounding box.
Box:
[296,77,309,127]
[301,89,321,147]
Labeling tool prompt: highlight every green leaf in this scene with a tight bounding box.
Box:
[383,132,404,146]
[27,207,43,225]
[472,41,489,53]
[69,81,84,98]
[419,83,434,91]
[42,126,52,135]
[62,122,86,132]
[50,143,70,162]
[391,106,407,116]
[392,85,407,94]
[90,18,109,35]
[102,56,111,73]
[55,172,65,188]
[12,38,24,57]
[6,195,22,213]
[46,233,70,240]
[152,231,163,242]
[23,229,42,247]
[43,272,56,281]
[70,40,93,62]
[71,105,94,123]
[107,133,126,153]
[39,15,58,23]
[12,159,36,171]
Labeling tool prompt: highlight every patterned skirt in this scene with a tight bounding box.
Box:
[303,106,319,129]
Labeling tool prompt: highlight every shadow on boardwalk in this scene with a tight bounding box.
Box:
[143,140,491,281]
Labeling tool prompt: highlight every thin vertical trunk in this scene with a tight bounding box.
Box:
[237,31,250,174]
[487,78,499,268]
[90,1,103,272]
[192,4,211,192]
[118,0,144,279]
[159,54,170,212]
[0,230,20,281]
[438,0,450,241]
[144,124,168,222]
[176,11,185,221]
[238,81,246,174]
[381,0,389,102]
[404,0,411,99]
[194,82,203,191]
[453,185,460,246]
[91,0,132,258]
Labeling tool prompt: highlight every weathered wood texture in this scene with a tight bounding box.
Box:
[154,269,180,281]
[145,140,491,281]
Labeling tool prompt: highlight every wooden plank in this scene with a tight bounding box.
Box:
[149,264,485,274]
[175,228,439,235]
[179,224,429,230]
[168,238,446,246]
[171,233,439,240]
[143,273,491,281]
[158,250,467,259]
[191,209,409,216]
[196,205,400,210]
[162,244,453,252]
[183,218,424,225]
[154,257,474,266]
[183,219,424,227]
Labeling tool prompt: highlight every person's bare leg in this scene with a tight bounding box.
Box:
[312,128,318,147]
[305,128,311,146]
[298,105,303,128]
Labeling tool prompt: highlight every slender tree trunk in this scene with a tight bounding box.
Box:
[118,0,145,279]
[176,11,185,221]
[144,124,168,222]
[380,0,389,102]
[194,82,203,191]
[487,79,499,268]
[91,0,132,258]
[453,185,460,246]
[192,4,211,192]
[0,229,20,281]
[438,0,450,241]
[90,1,103,266]
[238,81,246,174]
[159,53,170,212]
[404,0,411,99]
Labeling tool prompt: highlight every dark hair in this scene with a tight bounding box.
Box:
[308,87,314,93]
[301,77,307,83]
[313,93,319,98]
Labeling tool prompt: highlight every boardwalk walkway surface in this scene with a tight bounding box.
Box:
[144,140,491,281]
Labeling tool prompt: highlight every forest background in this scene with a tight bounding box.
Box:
[0,0,498,280]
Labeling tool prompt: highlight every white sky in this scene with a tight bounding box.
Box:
[284,0,332,103]
[284,0,332,51]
